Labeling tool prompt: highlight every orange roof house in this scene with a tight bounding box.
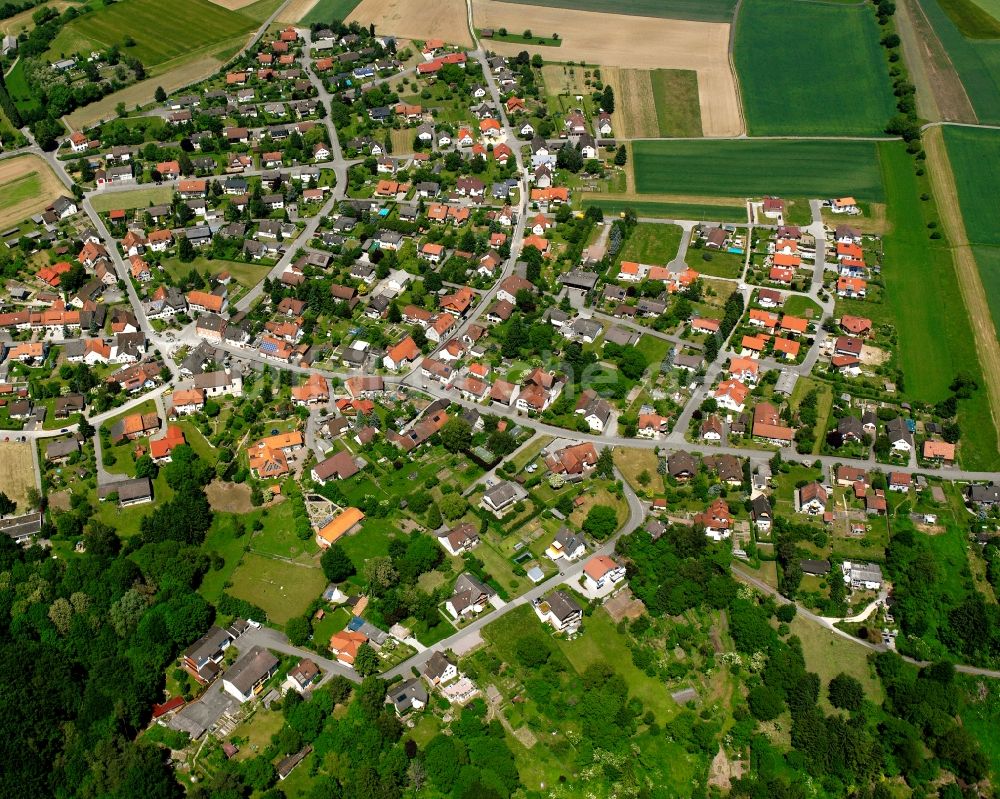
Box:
[531,187,569,203]
[291,372,329,405]
[923,440,956,462]
[329,629,367,665]
[316,507,365,548]
[247,431,304,478]
[773,337,800,359]
[149,425,186,461]
[780,315,808,334]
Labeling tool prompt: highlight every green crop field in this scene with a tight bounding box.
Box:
[303,0,363,24]
[734,0,895,135]
[942,126,1000,245]
[631,139,885,200]
[488,0,737,22]
[939,0,1000,37]
[941,127,1000,330]
[46,0,259,69]
[0,172,42,212]
[582,198,747,222]
[875,142,998,470]
[920,0,1000,124]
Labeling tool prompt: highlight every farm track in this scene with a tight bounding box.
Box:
[922,126,1000,456]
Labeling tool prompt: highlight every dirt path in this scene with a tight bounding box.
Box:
[923,126,1000,456]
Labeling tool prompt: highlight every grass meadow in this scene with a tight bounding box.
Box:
[651,69,702,137]
[631,139,885,200]
[46,0,259,68]
[618,222,683,264]
[228,552,326,624]
[734,0,895,135]
[582,198,747,222]
[492,0,737,22]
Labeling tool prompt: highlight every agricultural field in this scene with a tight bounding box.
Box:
[618,222,683,264]
[734,0,895,135]
[917,0,1000,124]
[0,155,65,229]
[631,139,885,200]
[482,0,737,23]
[471,0,741,136]
[875,141,999,470]
[941,126,1000,246]
[46,0,263,70]
[651,68,702,137]
[301,0,364,23]
[0,441,35,510]
[602,67,701,138]
[348,0,473,46]
[938,0,1000,37]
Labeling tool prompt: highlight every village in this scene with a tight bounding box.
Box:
[0,9,998,794]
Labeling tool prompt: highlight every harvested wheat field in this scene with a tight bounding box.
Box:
[472,0,741,136]
[602,67,659,138]
[278,0,320,21]
[0,442,36,509]
[0,155,64,230]
[349,0,472,47]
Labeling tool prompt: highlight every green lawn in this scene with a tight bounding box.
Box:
[734,0,894,135]
[635,335,672,368]
[582,198,747,222]
[651,69,702,137]
[161,256,270,289]
[302,0,363,24]
[875,142,998,471]
[618,222,683,264]
[632,139,885,200]
[228,552,327,625]
[782,294,823,319]
[47,0,259,68]
[788,616,883,712]
[0,172,42,212]
[90,187,173,212]
[251,500,317,563]
[492,0,736,22]
[5,59,39,116]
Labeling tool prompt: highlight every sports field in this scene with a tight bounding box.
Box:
[486,0,737,22]
[46,0,260,70]
[734,0,895,135]
[631,140,885,201]
[919,0,1000,124]
[303,0,364,23]
[0,156,64,229]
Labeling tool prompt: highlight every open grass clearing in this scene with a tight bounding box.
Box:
[618,222,683,264]
[583,197,747,222]
[161,256,270,289]
[651,68,702,137]
[89,186,174,212]
[612,447,660,493]
[251,500,318,563]
[734,0,894,135]
[632,139,885,200]
[228,552,327,624]
[198,512,251,603]
[788,615,883,712]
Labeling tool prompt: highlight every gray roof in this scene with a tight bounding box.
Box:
[98,477,153,502]
[484,480,519,509]
[387,678,427,714]
[559,269,599,290]
[604,326,638,347]
[544,590,581,623]
[422,651,454,682]
[225,645,278,696]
